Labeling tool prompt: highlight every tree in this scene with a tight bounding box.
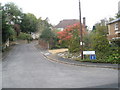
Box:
[20,13,37,33]
[90,19,110,59]
[91,33,110,59]
[57,23,86,53]
[39,18,56,49]
[2,2,23,43]
[3,2,23,24]
[83,33,92,50]
[116,13,120,18]
[39,18,53,41]
[36,17,43,34]
[93,19,108,36]
[36,17,52,35]
[40,27,55,49]
[109,17,115,22]
[40,27,54,42]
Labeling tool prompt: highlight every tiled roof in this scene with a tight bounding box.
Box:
[55,19,79,28]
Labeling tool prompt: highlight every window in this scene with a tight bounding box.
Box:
[114,23,118,30]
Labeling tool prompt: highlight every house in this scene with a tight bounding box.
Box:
[55,19,80,31]
[31,32,40,40]
[107,17,120,40]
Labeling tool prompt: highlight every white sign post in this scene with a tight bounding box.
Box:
[83,51,96,60]
[83,51,95,55]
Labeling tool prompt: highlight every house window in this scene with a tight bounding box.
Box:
[114,23,118,30]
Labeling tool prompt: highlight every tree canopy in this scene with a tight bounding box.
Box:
[2,2,23,43]
[20,13,37,33]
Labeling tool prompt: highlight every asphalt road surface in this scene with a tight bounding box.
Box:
[2,41,118,88]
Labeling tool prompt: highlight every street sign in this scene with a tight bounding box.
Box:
[90,55,96,60]
[83,51,95,55]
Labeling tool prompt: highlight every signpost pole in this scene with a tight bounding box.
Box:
[79,0,83,59]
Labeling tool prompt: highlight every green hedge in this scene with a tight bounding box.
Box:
[17,32,32,40]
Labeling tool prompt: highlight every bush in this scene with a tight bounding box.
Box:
[17,32,32,40]
[106,53,120,64]
[9,28,17,41]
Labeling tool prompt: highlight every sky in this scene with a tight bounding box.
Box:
[1,0,120,29]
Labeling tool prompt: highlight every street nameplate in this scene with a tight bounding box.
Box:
[83,51,95,55]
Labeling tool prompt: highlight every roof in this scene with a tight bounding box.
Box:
[108,17,120,24]
[55,19,79,28]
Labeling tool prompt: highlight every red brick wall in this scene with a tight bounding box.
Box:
[39,40,48,50]
[108,21,120,40]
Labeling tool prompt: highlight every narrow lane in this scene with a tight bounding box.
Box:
[2,42,118,88]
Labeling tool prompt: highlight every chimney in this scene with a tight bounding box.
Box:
[83,17,86,26]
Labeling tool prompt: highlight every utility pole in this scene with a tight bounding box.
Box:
[79,0,83,59]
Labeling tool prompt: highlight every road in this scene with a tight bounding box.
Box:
[2,41,118,88]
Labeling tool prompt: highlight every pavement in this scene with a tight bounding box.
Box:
[2,41,119,88]
[38,47,119,70]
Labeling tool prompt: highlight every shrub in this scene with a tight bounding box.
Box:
[17,32,32,40]
[9,28,17,41]
[106,53,120,64]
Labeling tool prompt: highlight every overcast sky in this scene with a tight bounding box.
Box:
[1,0,120,29]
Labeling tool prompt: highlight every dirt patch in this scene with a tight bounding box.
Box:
[49,49,68,54]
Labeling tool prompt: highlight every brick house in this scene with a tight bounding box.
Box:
[107,18,120,40]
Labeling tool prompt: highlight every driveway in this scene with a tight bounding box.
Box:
[2,41,118,88]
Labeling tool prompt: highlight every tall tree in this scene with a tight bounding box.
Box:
[91,33,110,59]
[40,18,54,42]
[36,17,52,35]
[2,2,23,43]
[20,13,37,33]
[90,19,110,59]
[2,2,23,24]
[36,17,43,34]
[94,19,108,36]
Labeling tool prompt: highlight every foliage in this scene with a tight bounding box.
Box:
[40,27,54,42]
[2,2,23,24]
[20,13,37,33]
[83,33,92,50]
[94,20,108,36]
[37,18,52,35]
[2,2,22,43]
[111,39,120,47]
[88,19,110,59]
[82,18,119,63]
[39,18,55,46]
[116,13,120,18]
[106,53,120,64]
[91,37,108,59]
[57,23,82,53]
[9,27,17,41]
[17,32,32,40]
[2,22,11,43]
[36,17,43,34]
[50,29,62,49]
[109,17,115,22]
[40,28,56,49]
